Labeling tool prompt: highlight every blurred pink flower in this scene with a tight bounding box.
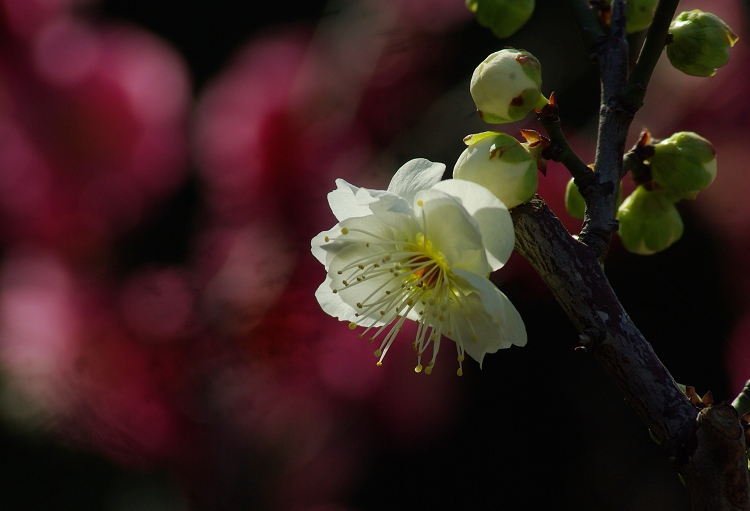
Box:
[0,16,190,258]
[0,1,484,506]
[119,266,196,343]
[0,0,96,40]
[0,251,80,419]
[0,251,192,466]
[195,224,297,337]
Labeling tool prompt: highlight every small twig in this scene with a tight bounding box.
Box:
[622,0,682,112]
[535,94,592,182]
[564,0,606,55]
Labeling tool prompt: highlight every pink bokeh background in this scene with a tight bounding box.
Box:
[0,0,746,509]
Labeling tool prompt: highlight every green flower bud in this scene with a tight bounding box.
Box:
[649,131,717,200]
[601,0,658,33]
[625,0,658,33]
[453,131,539,209]
[617,185,684,255]
[470,49,547,124]
[667,10,738,77]
[565,178,586,220]
[565,177,623,220]
[466,0,535,39]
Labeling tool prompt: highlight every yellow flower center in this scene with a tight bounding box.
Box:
[333,228,468,375]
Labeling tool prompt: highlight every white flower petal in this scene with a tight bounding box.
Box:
[431,179,515,271]
[414,188,490,277]
[315,278,362,324]
[387,158,446,204]
[368,201,421,240]
[311,227,339,265]
[455,268,527,348]
[328,179,372,221]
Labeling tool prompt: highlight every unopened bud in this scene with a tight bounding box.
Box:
[565,178,586,220]
[453,131,539,209]
[667,10,738,77]
[650,132,717,200]
[601,0,658,33]
[466,0,535,39]
[617,185,684,255]
[626,0,658,33]
[470,48,547,124]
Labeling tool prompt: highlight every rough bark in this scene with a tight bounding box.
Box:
[511,198,750,511]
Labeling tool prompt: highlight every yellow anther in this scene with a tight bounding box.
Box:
[457,355,465,362]
[348,322,357,330]
[324,236,330,242]
[425,366,433,375]
[374,349,382,357]
[358,334,363,339]
[342,280,349,286]
[379,310,386,315]
[456,368,463,376]
[341,227,349,234]
[332,289,338,294]
[358,264,364,270]
[376,361,383,366]
[415,364,423,373]
[417,199,424,207]
[356,302,363,308]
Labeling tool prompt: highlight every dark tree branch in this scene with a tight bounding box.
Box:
[580,0,628,260]
[553,0,682,262]
[503,1,750,508]
[683,405,750,511]
[511,198,697,452]
[512,198,750,511]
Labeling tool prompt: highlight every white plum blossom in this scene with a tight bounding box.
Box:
[311,158,527,375]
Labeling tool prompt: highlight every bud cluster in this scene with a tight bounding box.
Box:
[462,0,732,254]
[614,131,716,255]
[452,48,548,209]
